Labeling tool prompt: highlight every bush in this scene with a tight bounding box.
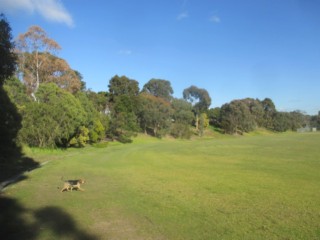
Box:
[117,134,133,143]
[170,123,192,139]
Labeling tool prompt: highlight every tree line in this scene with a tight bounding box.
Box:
[1,16,319,149]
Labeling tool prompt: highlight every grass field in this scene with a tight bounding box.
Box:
[1,132,320,239]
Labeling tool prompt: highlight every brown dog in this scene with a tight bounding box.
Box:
[61,179,85,192]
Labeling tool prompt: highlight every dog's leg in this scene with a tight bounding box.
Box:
[77,185,85,191]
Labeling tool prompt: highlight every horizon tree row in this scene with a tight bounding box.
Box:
[2,20,318,149]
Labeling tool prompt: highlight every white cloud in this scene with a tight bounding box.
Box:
[0,0,74,27]
[209,15,221,23]
[177,11,189,21]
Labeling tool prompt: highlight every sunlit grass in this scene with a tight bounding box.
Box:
[4,132,320,239]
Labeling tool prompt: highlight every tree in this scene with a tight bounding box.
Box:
[89,119,106,143]
[207,107,221,127]
[0,14,22,171]
[183,85,211,130]
[3,77,31,110]
[198,113,209,136]
[220,100,256,134]
[171,98,194,124]
[288,110,307,131]
[108,75,139,100]
[139,93,173,137]
[19,83,87,147]
[243,98,264,127]
[86,90,110,114]
[170,98,194,138]
[74,70,86,91]
[108,75,140,141]
[142,79,174,101]
[310,112,320,130]
[38,53,81,93]
[16,26,61,101]
[261,98,276,129]
[109,94,140,140]
[0,14,17,85]
[69,126,90,147]
[273,112,291,132]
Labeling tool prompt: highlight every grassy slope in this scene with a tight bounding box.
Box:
[3,132,320,239]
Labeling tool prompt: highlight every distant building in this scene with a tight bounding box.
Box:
[297,126,317,132]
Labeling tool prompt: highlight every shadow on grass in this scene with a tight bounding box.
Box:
[34,207,98,240]
[0,196,98,240]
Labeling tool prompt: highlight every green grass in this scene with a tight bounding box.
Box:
[2,132,320,239]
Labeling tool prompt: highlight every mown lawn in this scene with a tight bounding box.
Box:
[1,132,320,239]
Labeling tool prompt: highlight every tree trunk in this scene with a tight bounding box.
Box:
[195,113,199,130]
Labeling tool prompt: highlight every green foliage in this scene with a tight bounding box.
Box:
[170,99,194,139]
[310,112,320,129]
[139,93,173,137]
[0,14,20,157]
[288,110,307,131]
[0,86,22,151]
[3,77,31,107]
[272,111,307,132]
[75,91,101,127]
[0,14,17,84]
[19,83,87,147]
[183,85,211,114]
[117,133,134,143]
[19,102,59,147]
[109,95,140,137]
[89,120,105,143]
[171,98,194,124]
[272,112,290,132]
[108,75,139,99]
[69,126,89,147]
[220,100,256,134]
[198,113,209,136]
[170,122,192,139]
[244,98,265,127]
[207,107,221,127]
[261,98,276,129]
[86,90,109,113]
[77,91,109,142]
[142,78,174,101]
[183,85,211,131]
[218,98,286,134]
[107,75,140,141]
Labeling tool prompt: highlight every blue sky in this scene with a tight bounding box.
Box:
[1,0,320,115]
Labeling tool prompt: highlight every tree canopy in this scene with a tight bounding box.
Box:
[183,85,211,113]
[0,14,16,85]
[142,79,174,101]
